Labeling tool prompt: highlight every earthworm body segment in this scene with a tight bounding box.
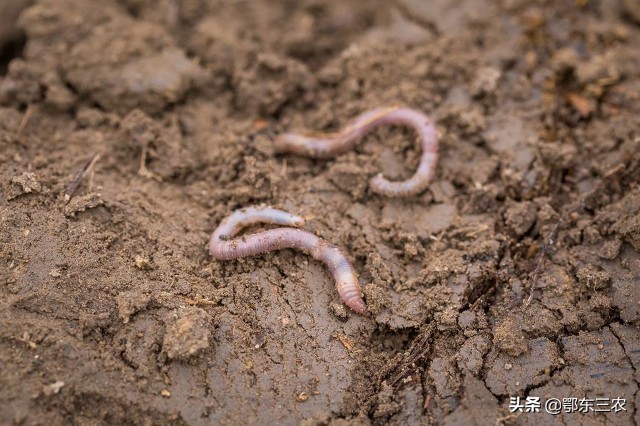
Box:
[274,107,439,197]
[209,207,367,314]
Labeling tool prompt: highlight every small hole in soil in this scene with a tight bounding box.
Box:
[0,33,26,76]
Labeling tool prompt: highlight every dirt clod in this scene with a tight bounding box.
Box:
[599,238,623,259]
[493,316,528,357]
[162,306,212,361]
[63,193,104,217]
[503,201,537,237]
[7,171,42,200]
[116,291,153,324]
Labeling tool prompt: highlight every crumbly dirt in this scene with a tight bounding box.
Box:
[1,0,639,425]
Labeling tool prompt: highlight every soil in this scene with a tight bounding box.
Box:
[1,0,639,425]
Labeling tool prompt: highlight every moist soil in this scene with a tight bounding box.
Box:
[1,0,640,425]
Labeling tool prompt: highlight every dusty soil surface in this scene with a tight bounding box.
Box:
[1,0,640,425]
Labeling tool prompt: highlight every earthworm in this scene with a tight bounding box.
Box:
[274,107,439,197]
[208,206,367,314]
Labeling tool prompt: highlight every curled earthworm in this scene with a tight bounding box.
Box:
[209,206,367,314]
[274,107,439,197]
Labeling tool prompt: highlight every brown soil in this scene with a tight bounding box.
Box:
[1,0,640,425]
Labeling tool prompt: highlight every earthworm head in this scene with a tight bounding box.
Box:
[347,296,368,314]
[291,217,305,227]
[274,133,318,157]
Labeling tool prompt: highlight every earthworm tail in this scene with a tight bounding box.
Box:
[209,207,367,314]
[274,107,439,197]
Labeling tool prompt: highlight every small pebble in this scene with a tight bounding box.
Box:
[135,255,151,269]
[43,381,65,396]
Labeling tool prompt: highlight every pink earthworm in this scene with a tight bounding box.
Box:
[274,107,439,197]
[208,206,367,314]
